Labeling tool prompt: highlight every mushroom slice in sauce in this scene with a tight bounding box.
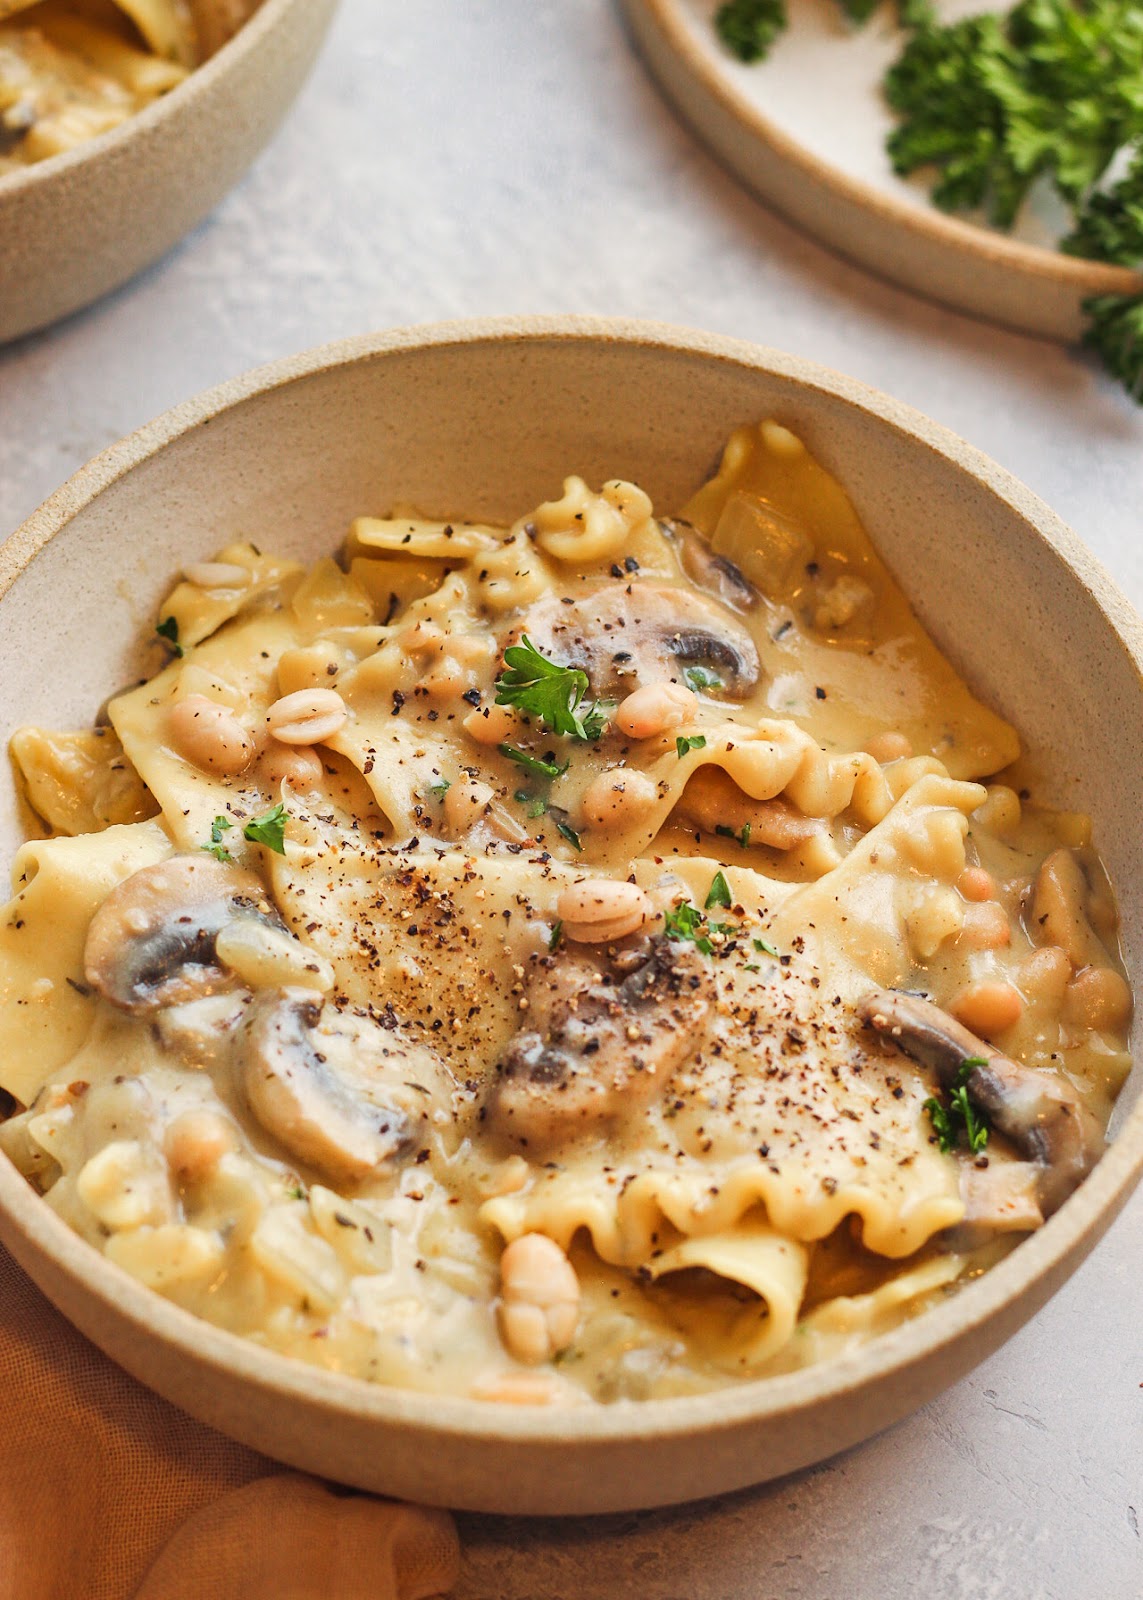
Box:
[489,937,714,1153]
[858,989,1104,1216]
[513,582,760,701]
[84,855,289,1014]
[662,519,761,615]
[236,989,446,1184]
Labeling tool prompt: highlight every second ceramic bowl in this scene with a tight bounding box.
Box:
[0,318,1140,1514]
[0,0,338,343]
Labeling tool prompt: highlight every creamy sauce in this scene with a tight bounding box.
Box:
[0,0,194,173]
[0,422,1131,1405]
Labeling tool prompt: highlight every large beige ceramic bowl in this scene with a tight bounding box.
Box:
[0,0,338,343]
[1,319,1141,1515]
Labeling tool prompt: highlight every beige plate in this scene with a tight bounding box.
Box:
[620,0,1143,342]
[0,0,338,344]
[0,318,1141,1515]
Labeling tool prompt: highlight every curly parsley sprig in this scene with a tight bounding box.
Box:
[713,0,1143,402]
[886,0,1143,229]
[716,0,929,64]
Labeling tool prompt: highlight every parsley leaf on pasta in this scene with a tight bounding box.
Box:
[500,745,570,782]
[244,802,288,856]
[705,871,733,911]
[494,636,608,741]
[202,815,234,863]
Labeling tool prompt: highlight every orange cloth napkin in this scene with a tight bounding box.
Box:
[0,1243,460,1600]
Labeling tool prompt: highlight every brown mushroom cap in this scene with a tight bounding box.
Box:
[664,519,761,615]
[513,581,760,701]
[236,989,443,1184]
[84,855,286,1014]
[858,988,1104,1215]
[489,938,714,1153]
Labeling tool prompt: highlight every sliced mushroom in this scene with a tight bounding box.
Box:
[236,989,448,1184]
[663,519,760,615]
[489,938,713,1152]
[513,582,760,700]
[956,1160,1044,1242]
[858,989,1104,1216]
[84,856,289,1014]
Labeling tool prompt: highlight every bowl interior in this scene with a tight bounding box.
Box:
[1,325,1141,1505]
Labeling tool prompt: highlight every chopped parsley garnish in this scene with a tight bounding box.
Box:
[715,822,752,848]
[499,744,570,782]
[202,815,234,862]
[924,1056,990,1155]
[705,870,733,910]
[494,635,608,741]
[753,935,779,958]
[684,665,723,692]
[155,616,184,657]
[427,779,451,799]
[514,788,550,819]
[555,819,583,852]
[676,733,708,759]
[243,802,288,855]
[664,900,713,954]
[548,920,564,952]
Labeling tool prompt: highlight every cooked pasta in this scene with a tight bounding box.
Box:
[0,0,201,171]
[0,422,1131,1404]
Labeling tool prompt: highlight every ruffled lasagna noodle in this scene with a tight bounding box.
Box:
[0,422,1131,1404]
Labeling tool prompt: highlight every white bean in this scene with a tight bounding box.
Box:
[259,743,325,792]
[443,776,496,835]
[557,878,649,944]
[462,704,520,747]
[163,1110,238,1184]
[498,1233,580,1365]
[183,561,250,590]
[615,682,697,740]
[266,688,348,746]
[949,980,1024,1038]
[1062,966,1132,1032]
[169,694,255,775]
[580,768,658,830]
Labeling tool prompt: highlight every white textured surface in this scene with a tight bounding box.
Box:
[1,3,1141,1596]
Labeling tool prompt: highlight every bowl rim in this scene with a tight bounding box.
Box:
[0,0,309,195]
[2,313,1142,1448]
[620,0,1143,308]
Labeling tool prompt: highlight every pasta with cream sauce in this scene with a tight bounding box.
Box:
[0,421,1131,1405]
[0,0,230,171]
